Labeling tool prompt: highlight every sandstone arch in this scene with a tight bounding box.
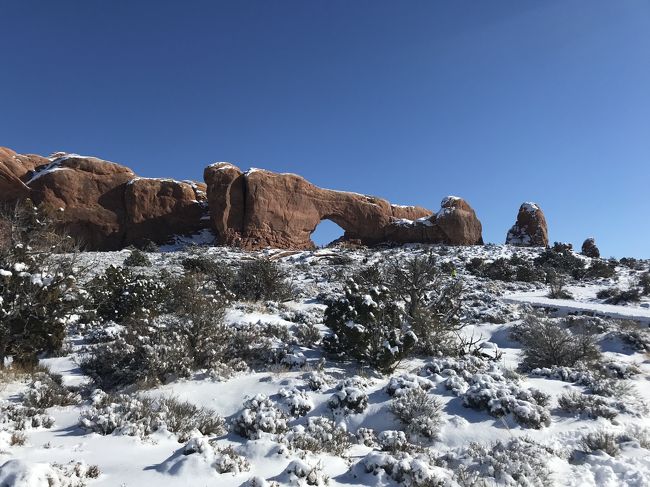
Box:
[204,163,483,250]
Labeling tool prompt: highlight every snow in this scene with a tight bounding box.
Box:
[504,292,650,323]
[2,244,650,486]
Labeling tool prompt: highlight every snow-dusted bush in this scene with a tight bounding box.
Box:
[21,372,79,409]
[233,258,293,302]
[232,394,288,439]
[184,438,251,474]
[88,265,170,322]
[427,360,551,429]
[377,430,411,452]
[614,321,650,352]
[557,391,618,420]
[324,280,416,374]
[459,371,551,428]
[303,371,332,392]
[168,271,229,368]
[0,202,82,366]
[385,251,465,354]
[285,459,330,486]
[356,427,378,447]
[579,430,620,457]
[0,401,54,430]
[362,450,449,486]
[328,377,370,415]
[123,248,151,267]
[181,255,235,295]
[294,323,322,347]
[279,387,314,417]
[512,314,601,371]
[80,316,194,390]
[79,391,225,441]
[386,374,434,397]
[534,247,585,278]
[466,255,544,283]
[390,388,443,439]
[449,437,556,487]
[285,416,352,455]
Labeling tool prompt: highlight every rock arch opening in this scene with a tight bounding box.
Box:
[310,219,345,248]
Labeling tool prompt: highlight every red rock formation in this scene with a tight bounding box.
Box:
[0,147,49,202]
[506,202,549,247]
[1,148,209,249]
[204,164,483,249]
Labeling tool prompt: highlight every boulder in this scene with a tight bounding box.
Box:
[204,164,483,249]
[581,237,600,258]
[2,149,209,250]
[0,147,49,202]
[506,202,549,247]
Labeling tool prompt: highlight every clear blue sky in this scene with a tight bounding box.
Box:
[1,1,648,256]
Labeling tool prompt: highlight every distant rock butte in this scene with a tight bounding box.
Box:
[1,147,483,250]
[505,202,549,247]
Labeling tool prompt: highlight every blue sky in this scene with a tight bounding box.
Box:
[1,1,648,256]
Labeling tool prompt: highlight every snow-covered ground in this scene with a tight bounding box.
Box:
[1,244,649,486]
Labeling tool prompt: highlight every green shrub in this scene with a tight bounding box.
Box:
[88,266,171,322]
[512,315,601,371]
[323,280,416,373]
[233,258,293,301]
[123,249,151,267]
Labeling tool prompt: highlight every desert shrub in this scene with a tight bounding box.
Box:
[10,431,26,446]
[638,272,650,295]
[466,256,544,283]
[385,252,465,354]
[285,416,352,455]
[123,249,151,267]
[385,374,434,397]
[512,315,601,371]
[596,287,618,300]
[584,260,616,279]
[546,270,572,299]
[390,388,443,439]
[285,459,330,486]
[184,438,251,474]
[356,427,378,447]
[362,450,447,486]
[0,203,82,367]
[180,256,234,295]
[327,377,371,415]
[619,257,645,270]
[304,370,332,392]
[377,430,411,453]
[88,265,170,322]
[459,372,551,428]
[450,437,555,487]
[579,430,620,457]
[324,280,416,373]
[167,272,229,368]
[615,321,650,352]
[232,394,288,439]
[80,316,194,390]
[0,401,54,430]
[79,391,225,441]
[294,323,321,347]
[557,391,618,420]
[604,287,642,305]
[233,258,293,301]
[279,387,314,417]
[534,248,585,278]
[21,372,79,409]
